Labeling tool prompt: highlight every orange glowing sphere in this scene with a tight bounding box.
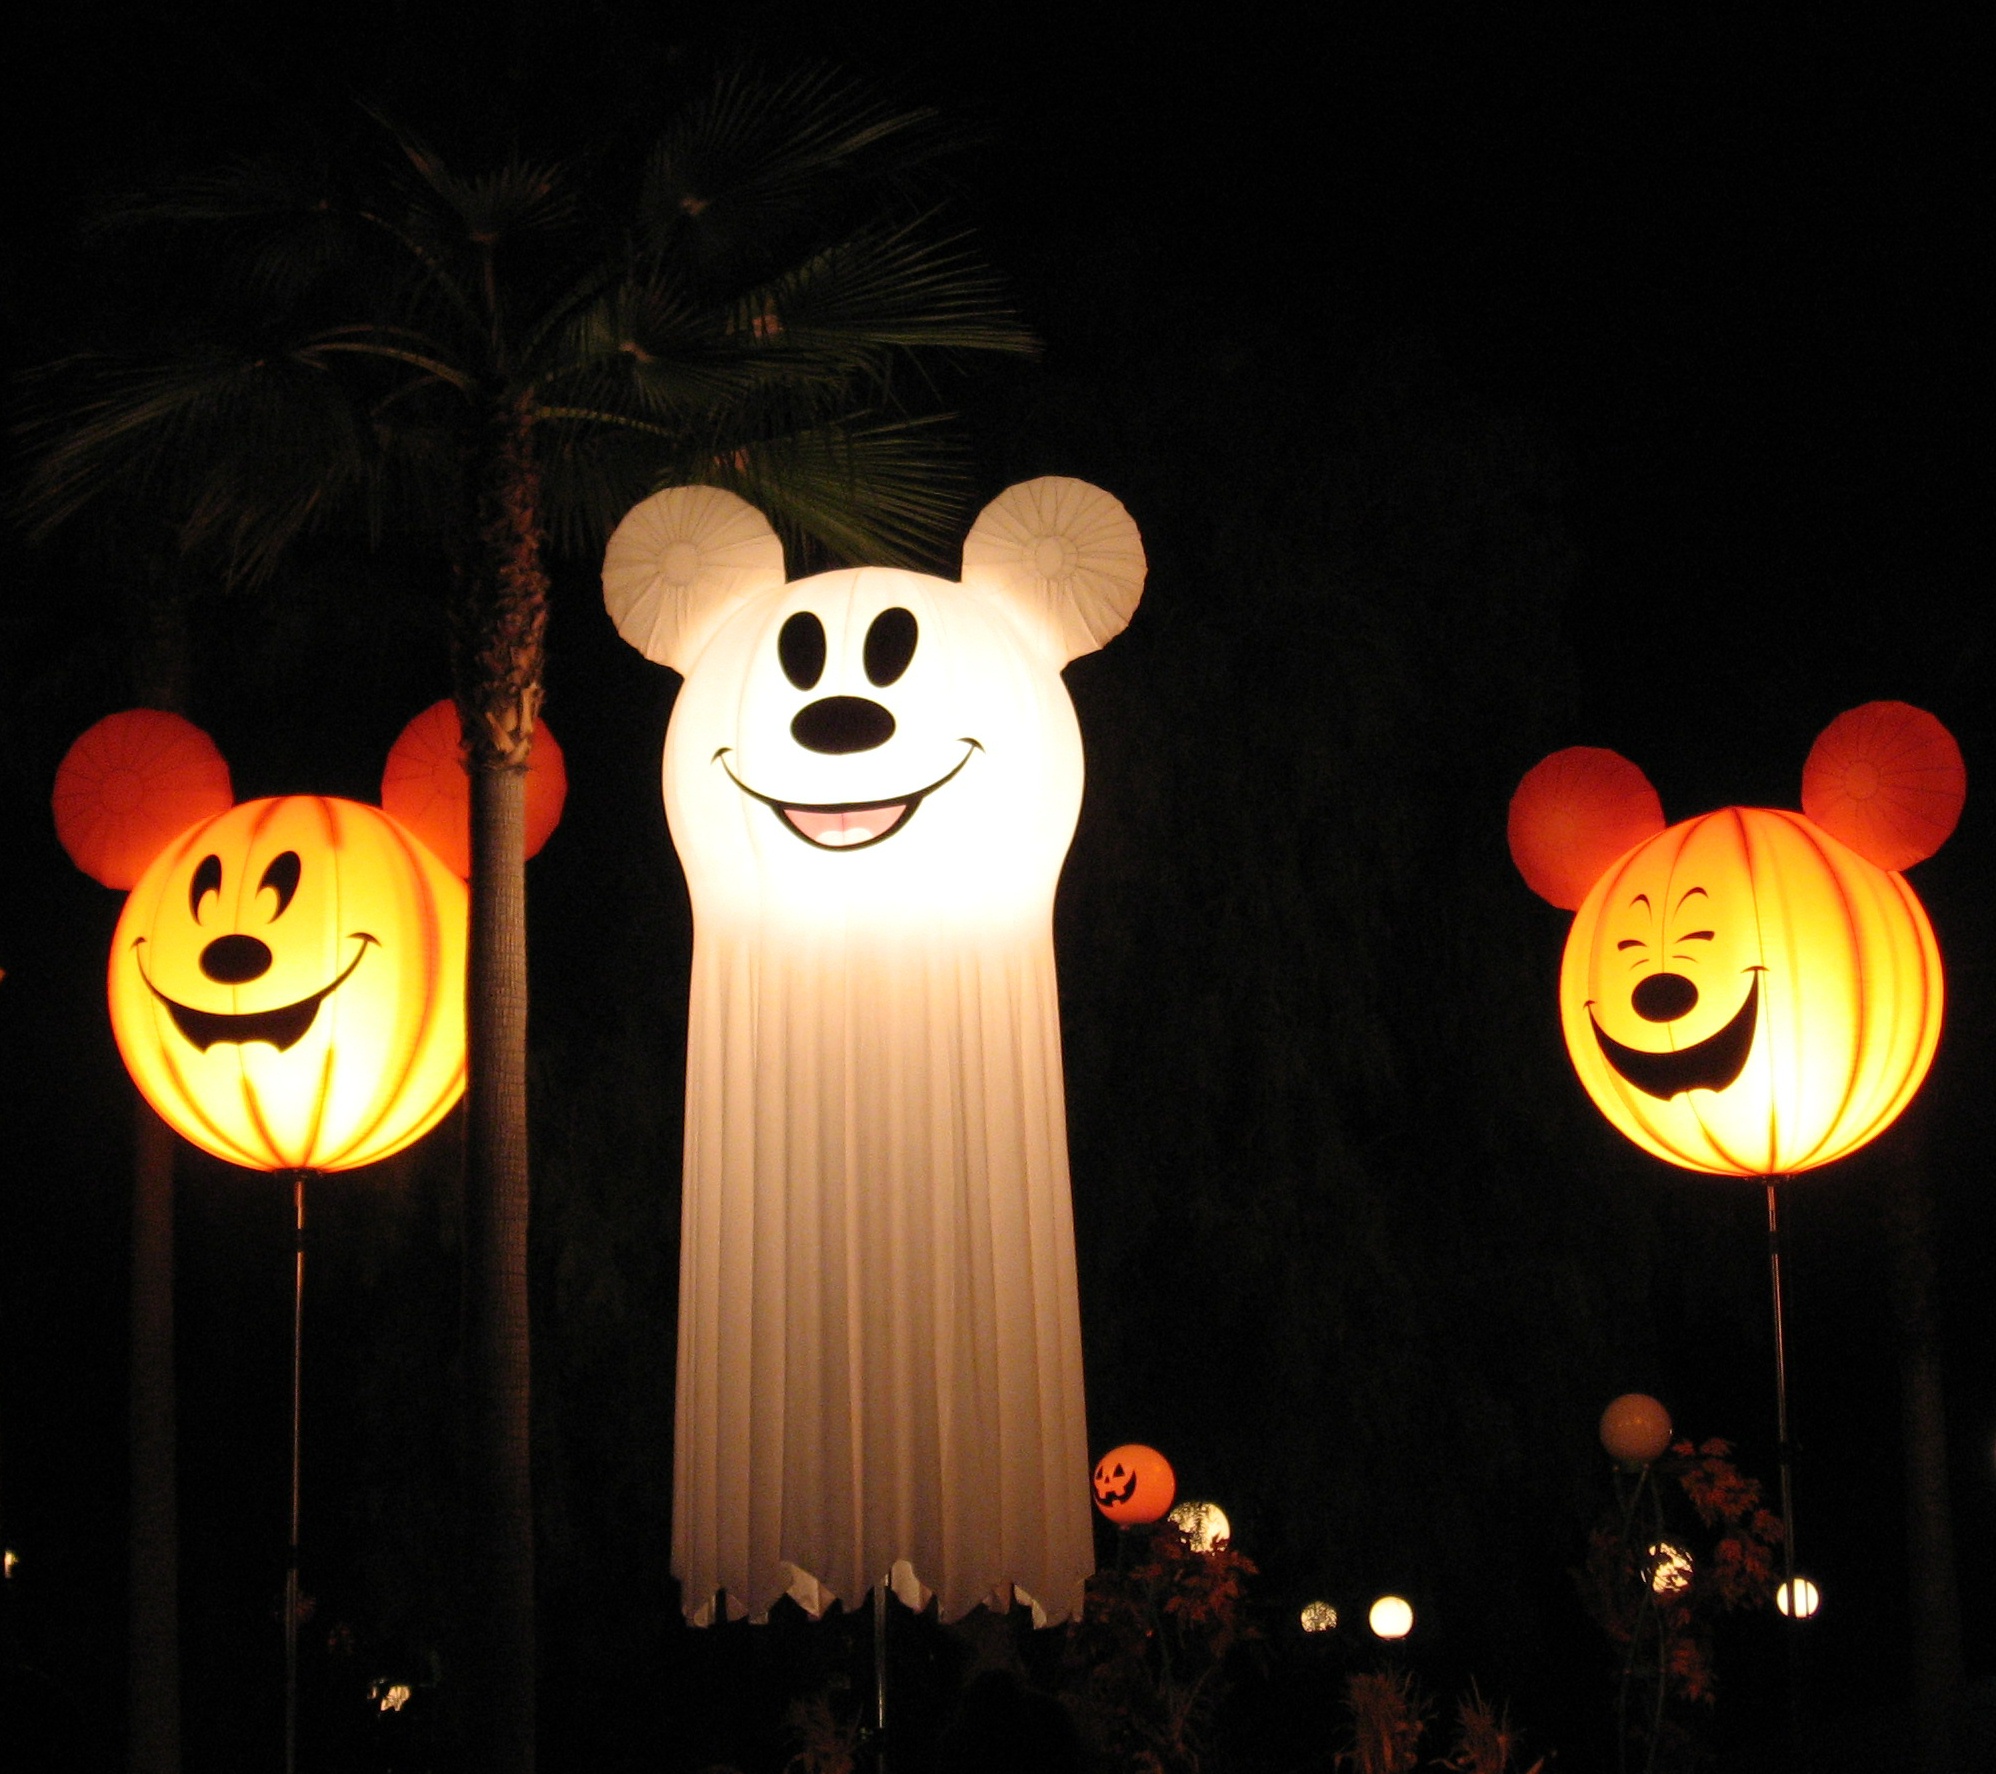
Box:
[1560,807,1942,1176]
[1599,1393,1674,1466]
[108,796,466,1171]
[1092,1444,1176,1526]
[380,699,566,879]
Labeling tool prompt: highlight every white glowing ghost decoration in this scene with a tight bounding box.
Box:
[605,478,1145,1625]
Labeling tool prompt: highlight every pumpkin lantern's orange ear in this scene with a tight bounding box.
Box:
[380,700,567,879]
[1802,701,1964,872]
[53,710,233,889]
[1508,747,1665,910]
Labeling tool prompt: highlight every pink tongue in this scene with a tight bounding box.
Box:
[786,804,906,846]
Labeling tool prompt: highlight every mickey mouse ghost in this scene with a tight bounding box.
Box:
[54,702,563,1173]
[604,477,1145,1623]
[1508,702,1964,1177]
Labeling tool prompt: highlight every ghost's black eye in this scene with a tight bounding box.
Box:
[189,854,223,922]
[258,851,301,920]
[779,612,826,690]
[864,607,917,687]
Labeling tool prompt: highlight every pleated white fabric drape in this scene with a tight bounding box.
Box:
[603,478,1145,1627]
[676,916,1090,1623]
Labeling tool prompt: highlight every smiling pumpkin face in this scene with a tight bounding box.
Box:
[1560,806,1943,1176]
[109,795,467,1171]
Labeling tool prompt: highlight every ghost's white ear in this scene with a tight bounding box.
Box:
[960,477,1146,662]
[603,485,788,672]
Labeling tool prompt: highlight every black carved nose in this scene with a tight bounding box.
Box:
[791,696,895,754]
[1631,972,1699,1023]
[200,934,273,983]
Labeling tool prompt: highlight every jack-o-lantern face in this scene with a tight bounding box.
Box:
[603,478,1147,938]
[1514,705,1963,1178]
[109,797,467,1172]
[1092,1443,1176,1526]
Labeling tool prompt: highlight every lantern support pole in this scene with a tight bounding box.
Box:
[873,1571,889,1771]
[1764,1181,1797,1603]
[285,1171,306,1774]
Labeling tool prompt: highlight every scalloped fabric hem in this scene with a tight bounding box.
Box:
[685,1561,1077,1629]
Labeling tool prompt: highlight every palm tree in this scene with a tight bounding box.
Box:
[20,67,1034,1770]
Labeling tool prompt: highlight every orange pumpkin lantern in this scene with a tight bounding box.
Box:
[380,699,567,880]
[1092,1443,1176,1526]
[107,796,467,1171]
[1599,1392,1673,1466]
[1511,703,1963,1177]
[49,709,572,1172]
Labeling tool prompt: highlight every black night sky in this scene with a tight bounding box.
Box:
[1,6,1989,1770]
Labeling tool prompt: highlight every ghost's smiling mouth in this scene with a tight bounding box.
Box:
[715,740,981,850]
[134,934,378,1053]
[1588,971,1762,1101]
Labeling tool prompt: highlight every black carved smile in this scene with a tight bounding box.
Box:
[1589,972,1761,1101]
[715,740,981,851]
[134,935,378,1052]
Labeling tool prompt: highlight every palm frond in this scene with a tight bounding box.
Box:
[636,65,946,260]
[16,345,405,585]
[537,404,971,569]
[733,218,1038,364]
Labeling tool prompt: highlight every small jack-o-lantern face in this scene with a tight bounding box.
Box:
[1092,1443,1176,1526]
[603,478,1146,936]
[1514,704,1962,1178]
[109,796,467,1172]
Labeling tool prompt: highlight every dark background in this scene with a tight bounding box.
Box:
[1,3,1988,1768]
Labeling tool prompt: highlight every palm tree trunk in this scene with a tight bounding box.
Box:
[128,1097,179,1774]
[1886,1135,1964,1773]
[456,392,547,1773]
[127,577,186,1774]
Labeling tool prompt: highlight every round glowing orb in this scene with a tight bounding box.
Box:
[1368,1595,1415,1640]
[1777,1576,1821,1619]
[1510,705,1963,1181]
[1092,1443,1176,1526]
[1647,1542,1693,1595]
[1600,1393,1674,1466]
[108,797,467,1172]
[1299,1600,1339,1633]
[1167,1501,1230,1552]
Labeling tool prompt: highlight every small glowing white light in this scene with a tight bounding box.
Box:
[1776,1577,1821,1620]
[2,1548,18,1579]
[1368,1594,1414,1640]
[1167,1500,1231,1552]
[1300,1599,1339,1633]
[1647,1542,1693,1595]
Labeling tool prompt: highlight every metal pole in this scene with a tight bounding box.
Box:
[1765,1181,1797,1598]
[874,1571,889,1771]
[285,1173,306,1774]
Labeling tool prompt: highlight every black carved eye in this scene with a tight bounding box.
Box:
[258,851,301,920]
[779,612,826,690]
[189,854,222,922]
[864,607,917,686]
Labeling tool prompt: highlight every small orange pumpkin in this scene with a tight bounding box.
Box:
[1599,1393,1673,1466]
[1092,1443,1176,1526]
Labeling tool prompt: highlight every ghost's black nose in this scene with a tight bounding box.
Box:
[791,696,895,755]
[201,934,273,983]
[1632,972,1699,1023]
